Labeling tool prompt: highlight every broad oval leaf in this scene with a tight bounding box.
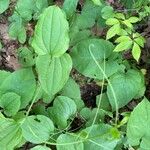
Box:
[0,68,36,108]
[70,38,123,80]
[32,6,69,56]
[0,114,23,149]
[47,96,77,129]
[107,69,145,110]
[127,98,150,149]
[36,53,72,99]
[57,134,84,150]
[0,92,21,116]
[21,115,54,144]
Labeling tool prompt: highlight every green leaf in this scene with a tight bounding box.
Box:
[115,36,132,43]
[0,0,9,14]
[134,36,145,48]
[0,68,36,108]
[128,17,139,23]
[61,78,81,99]
[106,24,121,40]
[91,0,102,6]
[96,93,111,111]
[132,42,141,62]
[32,6,69,56]
[127,98,150,149]
[34,0,48,20]
[70,29,91,46]
[15,0,35,21]
[63,0,79,18]
[47,96,77,129]
[107,69,145,110]
[21,115,54,144]
[0,70,11,86]
[73,0,103,30]
[18,47,35,67]
[57,134,84,150]
[9,20,26,44]
[122,20,133,29]
[0,114,23,149]
[80,108,110,127]
[70,38,123,80]
[106,18,119,25]
[101,6,114,19]
[82,124,119,150]
[114,41,133,52]
[36,54,72,99]
[61,78,84,110]
[31,145,51,150]
[0,92,21,116]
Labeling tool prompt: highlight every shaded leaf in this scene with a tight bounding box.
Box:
[21,115,54,144]
[70,39,124,80]
[63,0,79,18]
[47,96,77,129]
[107,69,145,110]
[0,92,21,116]
[0,68,36,108]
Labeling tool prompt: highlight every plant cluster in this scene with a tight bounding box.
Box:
[0,0,150,150]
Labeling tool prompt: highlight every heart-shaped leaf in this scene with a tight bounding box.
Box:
[70,38,123,80]
[107,69,145,110]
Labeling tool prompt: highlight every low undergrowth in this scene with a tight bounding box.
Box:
[0,0,150,150]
